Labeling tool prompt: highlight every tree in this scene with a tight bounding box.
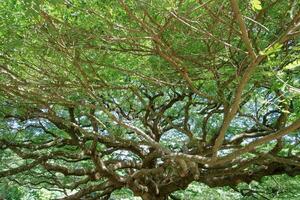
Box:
[0,0,300,199]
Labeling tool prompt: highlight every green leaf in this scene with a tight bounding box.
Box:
[283,59,300,70]
[251,0,262,11]
[260,43,283,56]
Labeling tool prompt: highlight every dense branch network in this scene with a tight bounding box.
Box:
[0,0,300,199]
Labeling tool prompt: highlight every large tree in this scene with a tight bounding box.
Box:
[1,0,300,199]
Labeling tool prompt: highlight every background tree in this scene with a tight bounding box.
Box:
[0,0,300,199]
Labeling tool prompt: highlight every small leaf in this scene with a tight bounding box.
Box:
[283,59,300,70]
[251,0,262,11]
[260,43,283,56]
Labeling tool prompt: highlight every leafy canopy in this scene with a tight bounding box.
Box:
[0,0,300,199]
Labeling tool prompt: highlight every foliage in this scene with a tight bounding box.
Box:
[0,0,300,200]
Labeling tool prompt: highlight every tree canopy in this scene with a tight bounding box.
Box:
[0,0,300,199]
